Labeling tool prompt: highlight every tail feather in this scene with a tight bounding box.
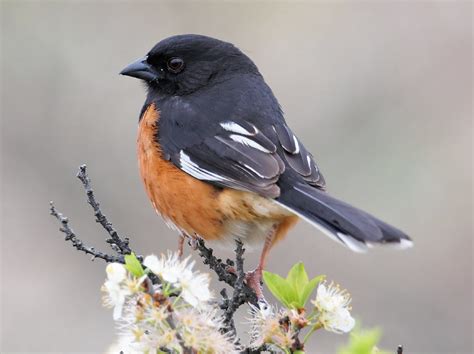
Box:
[277,182,412,252]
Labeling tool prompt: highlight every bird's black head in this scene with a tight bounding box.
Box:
[120,34,260,96]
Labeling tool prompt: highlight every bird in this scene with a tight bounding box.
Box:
[120,34,412,298]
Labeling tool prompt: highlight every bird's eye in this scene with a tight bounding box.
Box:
[167,57,185,73]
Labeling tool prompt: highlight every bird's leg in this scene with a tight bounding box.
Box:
[245,226,277,300]
[177,234,186,258]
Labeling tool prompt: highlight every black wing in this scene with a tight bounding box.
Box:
[175,120,285,198]
[170,119,325,198]
[152,76,325,198]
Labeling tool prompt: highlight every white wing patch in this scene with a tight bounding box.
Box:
[336,232,368,253]
[242,163,267,178]
[383,238,414,250]
[292,134,300,154]
[179,151,228,182]
[228,134,271,153]
[307,155,317,172]
[220,121,258,136]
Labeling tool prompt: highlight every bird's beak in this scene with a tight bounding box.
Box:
[120,56,159,82]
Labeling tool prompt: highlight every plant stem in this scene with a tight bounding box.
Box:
[303,322,322,344]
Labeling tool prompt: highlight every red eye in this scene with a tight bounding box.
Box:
[167,57,184,73]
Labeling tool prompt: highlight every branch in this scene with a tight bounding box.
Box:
[50,202,123,263]
[196,238,260,345]
[76,165,132,255]
[50,164,134,263]
[196,239,258,307]
[222,240,248,334]
[240,345,271,354]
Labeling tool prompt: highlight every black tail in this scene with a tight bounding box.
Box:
[277,182,412,252]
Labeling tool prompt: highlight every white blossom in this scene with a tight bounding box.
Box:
[248,303,276,343]
[106,262,127,282]
[176,307,239,353]
[104,254,237,353]
[178,268,212,308]
[312,281,355,333]
[102,263,131,320]
[144,252,212,307]
[248,304,296,351]
[115,292,182,353]
[144,253,183,283]
[114,288,236,353]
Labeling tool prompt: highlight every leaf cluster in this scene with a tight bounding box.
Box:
[263,262,324,310]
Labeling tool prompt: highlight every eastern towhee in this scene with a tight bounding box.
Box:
[120,35,412,297]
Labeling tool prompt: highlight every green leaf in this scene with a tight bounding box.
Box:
[287,262,309,289]
[264,263,325,309]
[124,253,145,277]
[287,263,310,308]
[299,274,325,307]
[337,327,389,354]
[286,263,324,308]
[263,271,296,308]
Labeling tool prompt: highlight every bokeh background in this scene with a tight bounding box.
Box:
[1,1,472,353]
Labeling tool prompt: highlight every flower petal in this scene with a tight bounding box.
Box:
[106,263,127,283]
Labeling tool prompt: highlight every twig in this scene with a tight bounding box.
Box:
[196,239,258,306]
[50,164,134,264]
[165,313,192,353]
[241,345,272,353]
[222,240,247,337]
[197,239,261,346]
[77,165,132,255]
[50,202,123,263]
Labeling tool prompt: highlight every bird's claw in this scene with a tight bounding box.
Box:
[245,269,265,300]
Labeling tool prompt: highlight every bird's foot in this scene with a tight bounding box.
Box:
[245,269,265,300]
[187,234,199,250]
[225,265,237,275]
[225,265,266,301]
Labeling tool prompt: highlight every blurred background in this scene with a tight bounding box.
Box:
[1,1,472,353]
